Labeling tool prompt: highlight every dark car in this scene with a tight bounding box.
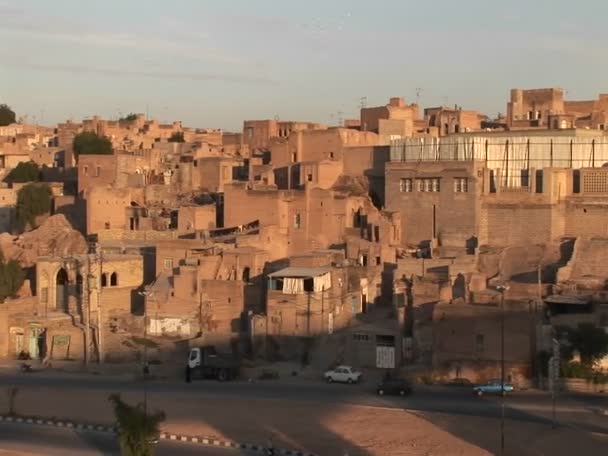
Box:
[377,378,412,396]
[446,378,473,387]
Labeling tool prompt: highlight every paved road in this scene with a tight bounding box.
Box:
[1,371,606,425]
[0,421,256,456]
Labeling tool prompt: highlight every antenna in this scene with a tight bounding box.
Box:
[415,88,422,105]
[359,97,367,109]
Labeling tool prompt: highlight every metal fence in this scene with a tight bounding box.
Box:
[390,136,608,188]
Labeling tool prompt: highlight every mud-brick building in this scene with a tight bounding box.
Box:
[387,133,608,250]
[19,253,146,362]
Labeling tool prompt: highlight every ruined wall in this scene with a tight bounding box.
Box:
[177,205,216,232]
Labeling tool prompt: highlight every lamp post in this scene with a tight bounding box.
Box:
[494,284,509,456]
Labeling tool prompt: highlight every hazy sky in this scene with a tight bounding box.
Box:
[1,0,607,131]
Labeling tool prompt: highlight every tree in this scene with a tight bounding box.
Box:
[120,113,138,122]
[6,161,40,183]
[16,183,52,230]
[0,104,16,127]
[168,132,184,143]
[0,250,25,303]
[73,131,113,158]
[108,394,165,456]
[567,323,608,367]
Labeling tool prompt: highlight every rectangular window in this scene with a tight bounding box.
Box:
[353,333,369,341]
[400,178,413,192]
[454,178,468,193]
[83,166,88,176]
[95,166,101,177]
[307,174,313,182]
[416,178,441,192]
[293,213,301,229]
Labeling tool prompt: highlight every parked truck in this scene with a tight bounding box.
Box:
[187,346,239,381]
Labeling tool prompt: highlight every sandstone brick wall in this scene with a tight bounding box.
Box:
[565,200,608,237]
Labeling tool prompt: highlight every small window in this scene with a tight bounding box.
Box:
[375,256,381,266]
[353,333,369,341]
[400,178,413,192]
[95,166,101,177]
[329,152,334,159]
[360,254,368,267]
[83,166,88,176]
[475,334,484,352]
[293,213,301,229]
[110,272,117,286]
[307,174,313,182]
[454,178,468,193]
[101,273,108,287]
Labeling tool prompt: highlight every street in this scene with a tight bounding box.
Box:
[0,370,607,455]
[0,421,256,456]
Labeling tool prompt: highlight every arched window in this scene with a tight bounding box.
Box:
[101,273,108,287]
[56,268,69,312]
[110,272,118,287]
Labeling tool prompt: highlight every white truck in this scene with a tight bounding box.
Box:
[187,346,239,381]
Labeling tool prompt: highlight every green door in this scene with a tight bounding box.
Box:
[28,327,43,359]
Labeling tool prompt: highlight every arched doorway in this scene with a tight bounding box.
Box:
[56,268,68,312]
[452,273,466,301]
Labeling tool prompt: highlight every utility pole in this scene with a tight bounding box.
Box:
[137,290,152,417]
[97,247,104,363]
[500,289,505,456]
[494,284,509,456]
[82,257,90,367]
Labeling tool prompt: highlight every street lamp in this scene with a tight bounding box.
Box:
[494,284,509,456]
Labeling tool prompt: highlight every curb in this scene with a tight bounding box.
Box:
[0,415,317,455]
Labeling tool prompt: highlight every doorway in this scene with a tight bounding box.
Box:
[56,268,68,312]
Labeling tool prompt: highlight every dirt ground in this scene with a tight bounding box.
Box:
[1,386,488,456]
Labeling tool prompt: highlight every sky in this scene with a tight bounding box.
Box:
[1,0,607,131]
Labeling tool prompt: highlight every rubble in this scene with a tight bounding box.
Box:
[0,214,88,267]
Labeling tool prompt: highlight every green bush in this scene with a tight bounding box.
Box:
[561,361,593,379]
[0,104,16,127]
[0,250,25,302]
[16,183,52,230]
[168,132,184,143]
[108,394,165,456]
[6,161,40,183]
[73,131,113,157]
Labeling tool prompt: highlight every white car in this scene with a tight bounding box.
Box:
[324,366,362,384]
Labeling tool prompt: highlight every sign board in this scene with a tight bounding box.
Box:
[376,346,395,369]
[53,335,70,347]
